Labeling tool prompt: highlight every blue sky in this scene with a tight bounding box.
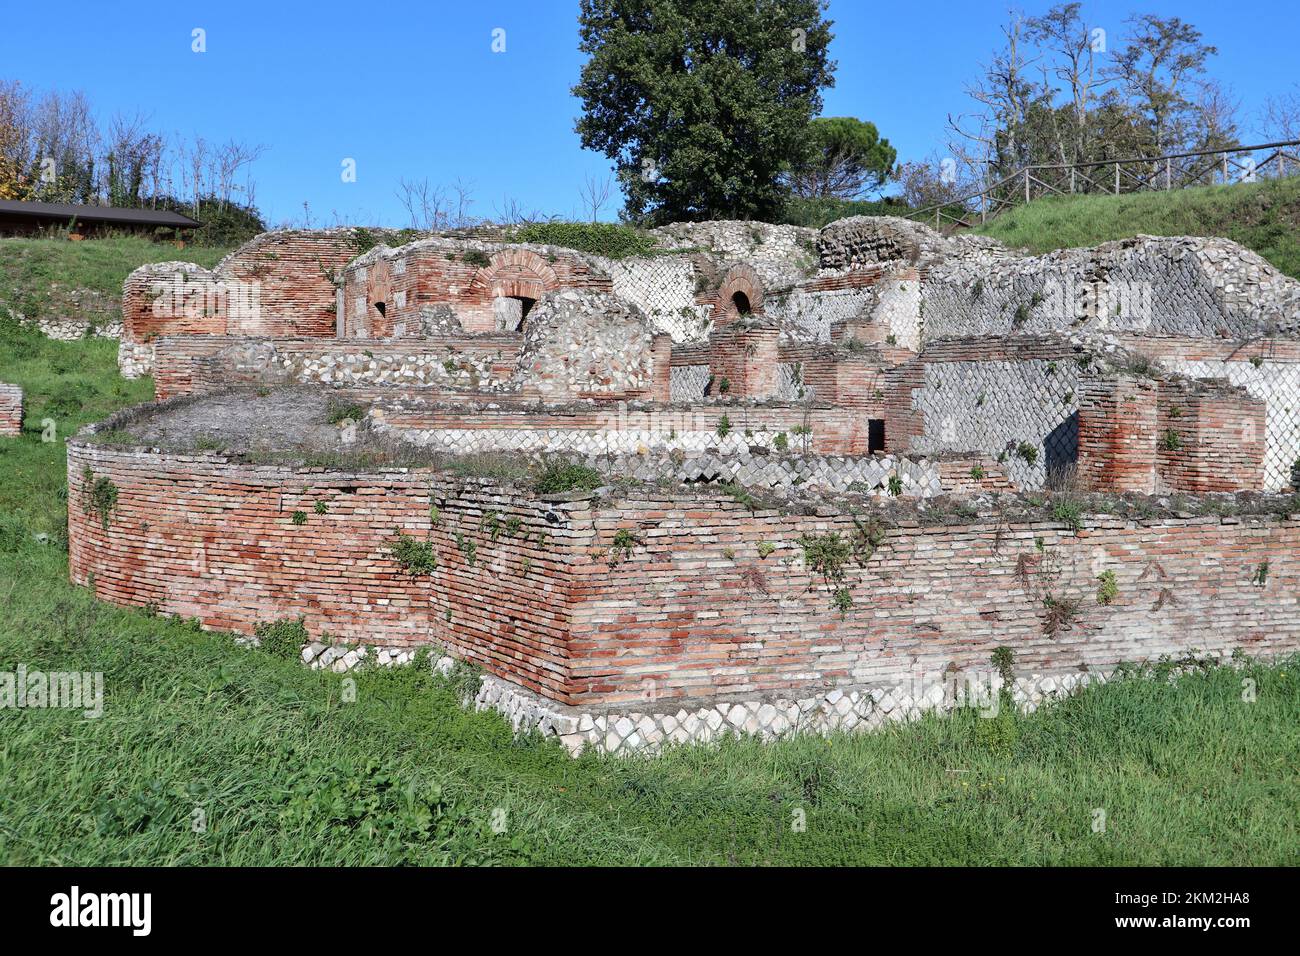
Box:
[2,0,1295,225]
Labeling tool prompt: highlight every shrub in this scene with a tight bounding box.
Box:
[508,221,657,259]
[389,532,437,576]
[772,432,789,452]
[1015,442,1039,465]
[534,461,604,495]
[326,400,366,424]
[832,588,853,618]
[1161,429,1183,451]
[969,465,986,480]
[254,617,308,659]
[462,249,492,268]
[716,414,732,439]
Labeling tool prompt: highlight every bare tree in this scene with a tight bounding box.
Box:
[396,176,449,230]
[578,171,613,222]
[947,9,1038,184]
[1261,88,1300,143]
[212,138,267,210]
[0,79,34,199]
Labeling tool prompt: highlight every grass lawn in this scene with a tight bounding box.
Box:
[0,235,232,331]
[1,289,1298,866]
[972,176,1300,278]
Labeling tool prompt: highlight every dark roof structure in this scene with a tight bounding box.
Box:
[0,200,201,228]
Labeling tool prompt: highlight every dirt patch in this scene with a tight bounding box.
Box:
[107,386,363,454]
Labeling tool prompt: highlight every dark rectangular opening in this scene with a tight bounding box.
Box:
[868,419,886,453]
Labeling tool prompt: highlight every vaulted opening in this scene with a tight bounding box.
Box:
[731,291,752,316]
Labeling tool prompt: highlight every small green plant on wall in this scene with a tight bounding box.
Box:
[81,467,118,530]
[389,531,437,577]
[1096,570,1119,605]
[609,528,639,565]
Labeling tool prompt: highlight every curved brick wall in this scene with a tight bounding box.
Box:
[67,441,577,699]
[68,432,1300,711]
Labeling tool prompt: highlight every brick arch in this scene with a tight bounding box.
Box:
[708,263,765,328]
[467,249,561,301]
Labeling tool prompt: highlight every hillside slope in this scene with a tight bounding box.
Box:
[971,176,1300,278]
[0,236,231,334]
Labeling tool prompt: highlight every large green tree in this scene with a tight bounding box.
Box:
[573,0,835,224]
[786,116,896,198]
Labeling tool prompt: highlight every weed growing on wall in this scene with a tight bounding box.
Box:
[453,532,477,567]
[461,250,492,268]
[326,399,366,424]
[254,617,309,659]
[1052,499,1083,532]
[80,467,117,530]
[1042,595,1081,637]
[1015,442,1039,465]
[1096,570,1119,605]
[609,528,639,565]
[1161,429,1184,451]
[534,461,603,495]
[389,532,437,577]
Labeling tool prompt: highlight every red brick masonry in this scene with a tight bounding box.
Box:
[0,383,22,436]
[69,441,1300,707]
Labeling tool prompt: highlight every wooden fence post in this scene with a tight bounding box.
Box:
[1114,163,1120,194]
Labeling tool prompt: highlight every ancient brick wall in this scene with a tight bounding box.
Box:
[1155,381,1266,492]
[120,230,361,376]
[563,491,1300,705]
[0,383,22,436]
[1076,377,1160,492]
[66,440,1300,710]
[341,240,612,337]
[1131,336,1300,490]
[66,443,578,700]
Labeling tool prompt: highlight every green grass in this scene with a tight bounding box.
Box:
[2,323,1299,865]
[0,234,232,327]
[973,176,1300,278]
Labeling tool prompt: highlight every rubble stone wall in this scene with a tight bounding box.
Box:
[151,335,522,399]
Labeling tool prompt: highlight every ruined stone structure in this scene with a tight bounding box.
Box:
[72,214,1300,753]
[0,383,22,436]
